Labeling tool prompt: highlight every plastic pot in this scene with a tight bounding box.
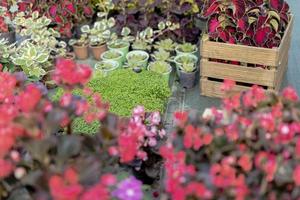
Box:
[147,62,172,82]
[173,54,198,76]
[90,44,107,60]
[108,41,130,56]
[95,60,119,76]
[178,69,197,89]
[101,50,124,67]
[0,31,15,44]
[73,45,89,60]
[175,45,198,57]
[126,50,149,69]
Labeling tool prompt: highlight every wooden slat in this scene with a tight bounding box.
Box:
[200,59,276,87]
[201,36,279,67]
[200,78,250,98]
[278,15,294,65]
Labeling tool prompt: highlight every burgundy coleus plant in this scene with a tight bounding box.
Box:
[203,0,290,48]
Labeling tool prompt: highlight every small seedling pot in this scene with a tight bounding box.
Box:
[108,41,130,56]
[126,50,149,69]
[178,68,197,89]
[175,46,198,57]
[101,50,124,67]
[95,60,119,76]
[73,45,89,60]
[90,44,107,60]
[173,54,198,76]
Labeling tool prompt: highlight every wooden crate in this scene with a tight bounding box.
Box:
[200,16,294,98]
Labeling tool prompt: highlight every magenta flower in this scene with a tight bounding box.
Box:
[112,176,143,200]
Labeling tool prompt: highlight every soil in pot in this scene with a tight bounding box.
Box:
[90,44,107,60]
[178,69,197,89]
[73,45,89,60]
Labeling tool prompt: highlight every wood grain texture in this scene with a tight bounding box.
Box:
[200,59,277,87]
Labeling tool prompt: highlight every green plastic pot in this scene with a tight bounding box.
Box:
[95,60,119,76]
[175,45,198,57]
[101,50,124,67]
[126,50,149,69]
[108,41,130,57]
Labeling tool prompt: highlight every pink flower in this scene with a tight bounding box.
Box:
[17,84,41,112]
[0,159,13,178]
[282,86,298,101]
[150,112,161,125]
[238,154,252,172]
[221,79,235,92]
[81,184,110,200]
[101,174,117,186]
[293,165,300,186]
[174,112,188,127]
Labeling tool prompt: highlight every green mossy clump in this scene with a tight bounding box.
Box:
[53,69,171,134]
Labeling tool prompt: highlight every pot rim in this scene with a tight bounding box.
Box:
[101,49,124,60]
[95,60,119,71]
[126,50,149,63]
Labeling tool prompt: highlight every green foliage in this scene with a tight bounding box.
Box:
[89,69,171,116]
[53,69,171,133]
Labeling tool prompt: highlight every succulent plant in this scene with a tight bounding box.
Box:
[81,15,117,46]
[154,38,177,52]
[151,49,171,62]
[176,55,197,73]
[149,61,171,74]
[102,50,122,59]
[95,61,116,70]
[69,33,89,46]
[177,42,197,53]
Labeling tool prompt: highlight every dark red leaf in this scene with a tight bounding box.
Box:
[237,17,248,31]
[203,0,220,18]
[269,0,284,12]
[232,0,246,19]
[208,16,220,33]
[254,27,270,46]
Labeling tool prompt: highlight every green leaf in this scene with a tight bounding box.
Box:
[81,25,90,33]
[121,27,131,36]
[158,21,166,30]
[32,11,39,19]
[270,19,279,32]
[12,58,27,66]
[35,53,49,63]
[28,46,37,58]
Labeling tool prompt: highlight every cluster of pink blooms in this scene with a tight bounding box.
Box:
[109,106,166,163]
[160,80,300,199]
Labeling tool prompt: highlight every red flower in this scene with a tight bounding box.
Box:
[17,84,42,112]
[282,86,298,101]
[293,165,300,186]
[0,159,13,178]
[49,168,83,200]
[186,182,212,199]
[276,123,294,144]
[53,59,92,86]
[174,111,188,127]
[184,125,202,150]
[100,173,117,186]
[243,85,266,107]
[81,184,110,200]
[238,154,252,172]
[0,72,17,102]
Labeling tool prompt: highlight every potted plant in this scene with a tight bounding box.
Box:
[154,38,177,52]
[174,54,198,89]
[175,42,198,56]
[0,5,16,44]
[95,60,119,76]
[81,13,117,60]
[69,34,89,60]
[125,50,149,69]
[101,50,124,67]
[148,61,172,81]
[107,27,134,55]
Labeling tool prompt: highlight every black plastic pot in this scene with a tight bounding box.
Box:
[0,31,16,44]
[179,69,197,89]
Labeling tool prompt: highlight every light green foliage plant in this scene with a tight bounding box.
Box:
[0,39,15,71]
[11,40,50,79]
[69,34,89,46]
[148,61,171,74]
[81,14,117,46]
[132,21,180,51]
[176,55,197,73]
[151,49,171,62]
[154,38,177,52]
[177,42,197,53]
[13,11,66,57]
[102,50,122,59]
